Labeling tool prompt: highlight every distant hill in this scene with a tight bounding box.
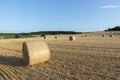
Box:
[105,26,120,31]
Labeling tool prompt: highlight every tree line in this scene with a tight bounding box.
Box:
[0,31,82,39]
[29,31,82,35]
[105,26,120,31]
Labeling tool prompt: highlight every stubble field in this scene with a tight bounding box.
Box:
[0,32,120,80]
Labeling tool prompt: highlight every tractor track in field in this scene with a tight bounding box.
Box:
[49,44,120,58]
[50,44,120,53]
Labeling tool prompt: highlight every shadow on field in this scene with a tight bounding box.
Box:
[0,55,25,66]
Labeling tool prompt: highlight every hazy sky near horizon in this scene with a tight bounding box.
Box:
[0,0,120,33]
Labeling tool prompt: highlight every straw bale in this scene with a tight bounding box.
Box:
[102,35,105,37]
[22,40,50,66]
[55,36,58,39]
[109,35,113,37]
[69,36,75,41]
[44,36,47,39]
[85,35,88,37]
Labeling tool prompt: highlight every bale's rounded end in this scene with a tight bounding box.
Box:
[22,40,50,66]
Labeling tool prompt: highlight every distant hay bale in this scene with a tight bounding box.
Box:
[109,35,113,37]
[102,35,105,37]
[55,36,58,39]
[85,35,88,37]
[69,36,75,41]
[44,36,47,39]
[22,40,50,66]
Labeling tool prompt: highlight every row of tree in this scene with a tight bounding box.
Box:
[0,34,33,39]
[0,31,82,39]
[29,31,82,35]
[105,26,120,31]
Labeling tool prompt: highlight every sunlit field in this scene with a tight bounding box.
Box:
[0,32,120,80]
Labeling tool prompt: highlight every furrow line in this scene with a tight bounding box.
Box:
[0,67,14,80]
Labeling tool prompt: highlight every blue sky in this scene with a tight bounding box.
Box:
[0,0,120,33]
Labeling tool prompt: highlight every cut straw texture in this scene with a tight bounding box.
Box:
[22,40,50,66]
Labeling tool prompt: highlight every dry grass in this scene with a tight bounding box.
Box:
[0,32,120,80]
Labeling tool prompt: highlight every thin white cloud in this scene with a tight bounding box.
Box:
[101,5,120,9]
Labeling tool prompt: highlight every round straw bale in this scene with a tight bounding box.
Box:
[85,35,88,37]
[22,40,50,66]
[102,35,105,37]
[109,35,113,37]
[69,36,75,41]
[44,36,47,39]
[55,36,58,39]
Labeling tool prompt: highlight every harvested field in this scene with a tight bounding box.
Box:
[0,33,120,80]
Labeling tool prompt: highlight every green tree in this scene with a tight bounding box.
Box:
[15,34,22,38]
